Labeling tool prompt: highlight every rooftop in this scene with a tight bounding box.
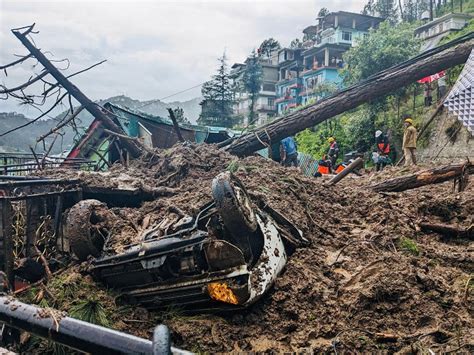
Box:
[415,12,473,32]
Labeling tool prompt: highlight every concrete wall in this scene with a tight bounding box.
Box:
[418,109,474,163]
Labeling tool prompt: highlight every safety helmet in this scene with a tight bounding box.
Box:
[375,130,382,138]
[328,137,335,143]
[404,118,413,125]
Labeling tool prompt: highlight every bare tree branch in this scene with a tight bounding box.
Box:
[0,70,49,94]
[37,105,84,142]
[40,133,59,167]
[0,92,67,138]
[42,60,107,97]
[0,54,33,71]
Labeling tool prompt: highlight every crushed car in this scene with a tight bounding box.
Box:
[65,172,307,311]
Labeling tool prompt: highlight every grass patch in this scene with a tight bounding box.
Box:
[226,160,239,173]
[69,299,110,327]
[400,237,419,256]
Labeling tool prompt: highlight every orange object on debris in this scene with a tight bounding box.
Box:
[335,165,345,173]
[318,165,330,175]
[207,282,239,305]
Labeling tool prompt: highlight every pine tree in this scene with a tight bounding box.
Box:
[198,53,237,128]
[172,107,189,124]
[363,0,398,23]
[242,50,263,125]
[317,7,330,17]
[257,38,281,59]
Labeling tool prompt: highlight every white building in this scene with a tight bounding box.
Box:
[230,56,278,127]
[414,12,473,51]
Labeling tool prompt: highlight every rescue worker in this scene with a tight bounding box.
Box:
[437,75,447,101]
[402,116,417,166]
[280,136,298,167]
[375,130,390,171]
[424,82,433,107]
[327,137,339,167]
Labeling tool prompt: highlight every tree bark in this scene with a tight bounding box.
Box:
[419,222,473,239]
[167,108,185,142]
[12,25,143,158]
[326,157,363,186]
[371,163,473,192]
[223,38,474,157]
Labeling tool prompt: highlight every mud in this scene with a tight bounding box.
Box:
[23,143,474,353]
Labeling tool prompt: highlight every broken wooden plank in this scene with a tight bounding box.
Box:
[371,162,473,192]
[222,36,474,157]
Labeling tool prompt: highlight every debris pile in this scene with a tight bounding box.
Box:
[19,143,474,353]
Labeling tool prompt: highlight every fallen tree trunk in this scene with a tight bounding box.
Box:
[223,35,474,157]
[371,162,473,192]
[419,222,473,239]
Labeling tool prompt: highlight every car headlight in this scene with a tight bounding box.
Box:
[207,282,239,305]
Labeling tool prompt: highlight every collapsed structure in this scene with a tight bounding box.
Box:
[0,24,472,353]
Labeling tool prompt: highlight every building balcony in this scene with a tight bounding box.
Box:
[256,104,276,112]
[275,96,296,104]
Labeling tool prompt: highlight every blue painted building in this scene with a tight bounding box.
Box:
[275,11,383,114]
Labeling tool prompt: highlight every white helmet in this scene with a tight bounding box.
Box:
[375,130,382,138]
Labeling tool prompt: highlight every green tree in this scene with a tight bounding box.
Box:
[242,50,263,124]
[402,0,429,22]
[198,53,237,127]
[172,107,189,124]
[290,38,303,49]
[342,22,420,85]
[363,0,398,23]
[317,7,330,17]
[258,38,281,59]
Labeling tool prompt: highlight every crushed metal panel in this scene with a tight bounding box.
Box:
[137,122,153,148]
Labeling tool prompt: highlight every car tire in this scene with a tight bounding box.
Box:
[66,199,111,261]
[212,171,257,236]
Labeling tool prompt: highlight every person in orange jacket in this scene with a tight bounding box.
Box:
[375,130,390,171]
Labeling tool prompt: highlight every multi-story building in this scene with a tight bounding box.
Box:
[276,11,383,114]
[230,56,278,126]
[275,48,304,114]
[415,12,473,51]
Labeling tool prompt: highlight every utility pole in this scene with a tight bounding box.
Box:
[430,0,434,21]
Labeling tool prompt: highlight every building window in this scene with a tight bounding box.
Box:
[342,31,352,42]
[268,98,275,107]
[263,83,275,92]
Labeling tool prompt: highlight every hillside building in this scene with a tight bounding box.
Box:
[276,11,383,114]
[230,56,278,126]
[415,12,473,51]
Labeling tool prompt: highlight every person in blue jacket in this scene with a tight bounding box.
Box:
[280,136,298,167]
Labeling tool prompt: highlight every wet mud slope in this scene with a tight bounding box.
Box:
[24,144,473,353]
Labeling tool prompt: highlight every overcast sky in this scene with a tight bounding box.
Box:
[0,0,366,117]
